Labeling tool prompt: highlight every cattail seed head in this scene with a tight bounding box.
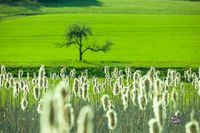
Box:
[106,109,117,130]
[33,85,40,100]
[138,92,148,110]
[101,94,110,111]
[40,93,59,133]
[186,110,199,133]
[63,103,74,132]
[21,97,28,110]
[77,106,94,133]
[1,66,6,74]
[148,118,162,133]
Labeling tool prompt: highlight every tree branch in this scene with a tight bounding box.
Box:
[82,40,113,54]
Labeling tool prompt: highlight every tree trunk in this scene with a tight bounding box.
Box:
[79,45,83,61]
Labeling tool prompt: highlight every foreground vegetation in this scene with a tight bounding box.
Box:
[0,65,200,133]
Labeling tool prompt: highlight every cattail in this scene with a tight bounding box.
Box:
[162,90,169,106]
[40,93,59,133]
[106,109,117,130]
[109,100,115,110]
[18,70,23,79]
[39,65,45,78]
[93,84,100,94]
[153,100,164,126]
[104,66,110,78]
[77,106,94,133]
[60,67,66,78]
[143,76,152,95]
[5,80,10,89]
[20,80,25,89]
[33,85,40,100]
[138,91,148,110]
[82,83,89,101]
[1,66,6,74]
[72,78,79,96]
[38,76,44,88]
[62,104,74,132]
[27,72,29,79]
[185,110,200,133]
[13,82,20,98]
[55,81,70,104]
[23,84,29,96]
[37,99,43,114]
[132,87,138,106]
[122,94,128,110]
[101,94,110,111]
[171,88,178,109]
[21,97,28,110]
[113,82,120,95]
[70,69,76,78]
[148,118,162,133]
[43,76,48,89]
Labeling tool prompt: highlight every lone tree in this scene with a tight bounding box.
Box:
[59,23,113,61]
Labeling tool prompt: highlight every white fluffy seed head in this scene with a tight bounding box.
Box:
[1,66,6,75]
[21,97,28,110]
[101,94,110,111]
[138,92,148,110]
[73,78,79,96]
[77,106,94,133]
[33,85,40,100]
[106,109,117,130]
[185,119,199,133]
[171,88,178,108]
[148,118,162,133]
[63,104,74,131]
[40,92,59,133]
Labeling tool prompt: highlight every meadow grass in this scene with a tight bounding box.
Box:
[0,0,200,16]
[0,14,200,67]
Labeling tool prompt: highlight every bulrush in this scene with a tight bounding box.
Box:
[101,94,110,111]
[185,110,200,133]
[40,92,59,133]
[21,96,28,110]
[143,76,152,92]
[18,70,23,79]
[104,66,110,78]
[43,76,48,89]
[153,99,165,126]
[113,82,120,95]
[132,87,138,106]
[121,93,128,110]
[171,88,178,109]
[13,82,20,98]
[106,109,117,131]
[73,78,79,96]
[77,106,94,133]
[162,90,169,106]
[138,90,148,110]
[55,81,70,105]
[37,99,43,114]
[33,85,40,100]
[148,118,162,133]
[60,67,66,79]
[1,65,6,74]
[93,83,100,94]
[63,103,74,132]
[82,83,89,101]
[5,80,10,89]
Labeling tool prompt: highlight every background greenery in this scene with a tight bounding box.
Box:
[0,0,200,67]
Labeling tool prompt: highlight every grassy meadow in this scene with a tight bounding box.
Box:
[0,14,200,67]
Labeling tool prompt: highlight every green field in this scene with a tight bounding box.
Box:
[0,0,200,67]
